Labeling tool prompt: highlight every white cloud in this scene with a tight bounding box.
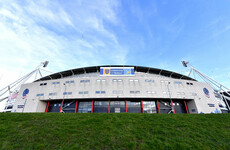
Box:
[0,0,128,111]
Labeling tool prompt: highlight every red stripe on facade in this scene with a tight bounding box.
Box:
[59,101,63,113]
[157,100,160,114]
[108,99,110,113]
[75,101,78,113]
[125,100,127,113]
[45,101,49,112]
[184,101,189,114]
[91,100,94,113]
[172,100,175,114]
[141,100,144,113]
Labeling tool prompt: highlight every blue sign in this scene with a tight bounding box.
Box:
[100,67,135,76]
[22,89,29,99]
[203,88,210,98]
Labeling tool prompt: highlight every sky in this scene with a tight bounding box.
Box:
[1,0,230,109]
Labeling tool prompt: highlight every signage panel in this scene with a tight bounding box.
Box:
[100,67,135,76]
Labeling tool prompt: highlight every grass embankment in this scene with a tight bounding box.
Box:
[0,113,230,150]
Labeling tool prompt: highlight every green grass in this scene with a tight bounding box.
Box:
[1,113,230,150]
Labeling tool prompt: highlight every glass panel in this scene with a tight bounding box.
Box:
[127,101,141,113]
[63,101,76,113]
[110,101,125,113]
[78,101,92,113]
[94,101,108,113]
[48,101,61,112]
[143,101,156,113]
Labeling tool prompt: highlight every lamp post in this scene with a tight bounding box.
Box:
[166,81,174,113]
[61,83,67,113]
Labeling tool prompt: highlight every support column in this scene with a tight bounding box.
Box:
[141,100,144,113]
[184,101,189,114]
[45,101,49,112]
[125,100,127,113]
[91,100,94,113]
[171,100,175,114]
[75,101,78,113]
[59,101,63,113]
[108,99,110,113]
[157,100,160,114]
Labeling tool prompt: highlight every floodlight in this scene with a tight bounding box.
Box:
[43,61,49,68]
[182,61,188,67]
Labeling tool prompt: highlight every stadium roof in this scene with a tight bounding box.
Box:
[35,65,196,82]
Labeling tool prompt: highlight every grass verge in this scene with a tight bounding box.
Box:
[0,113,230,149]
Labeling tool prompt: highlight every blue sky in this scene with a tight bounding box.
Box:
[1,0,230,89]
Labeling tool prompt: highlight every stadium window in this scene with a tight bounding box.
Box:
[52,82,60,85]
[101,79,106,82]
[135,91,140,94]
[37,93,44,96]
[134,79,139,82]
[95,91,100,94]
[145,79,154,83]
[96,79,101,82]
[49,93,57,96]
[70,80,74,83]
[129,79,134,82]
[174,81,182,84]
[118,90,123,94]
[113,79,117,82]
[80,80,90,83]
[67,92,72,95]
[101,91,106,94]
[79,91,83,94]
[118,79,123,82]
[186,82,193,86]
[63,92,68,95]
[130,91,135,94]
[40,83,47,86]
[84,91,88,94]
[113,90,117,94]
[162,91,167,94]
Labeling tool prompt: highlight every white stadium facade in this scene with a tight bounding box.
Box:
[11,65,227,114]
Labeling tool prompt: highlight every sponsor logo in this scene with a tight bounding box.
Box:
[203,88,210,98]
[22,89,29,99]
[104,69,110,75]
[100,67,135,76]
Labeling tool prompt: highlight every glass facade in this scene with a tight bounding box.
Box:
[94,101,109,113]
[143,101,156,113]
[47,101,62,112]
[110,101,125,113]
[62,101,76,113]
[78,101,92,113]
[127,101,141,113]
[46,99,187,114]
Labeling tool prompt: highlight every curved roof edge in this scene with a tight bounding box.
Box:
[35,65,196,82]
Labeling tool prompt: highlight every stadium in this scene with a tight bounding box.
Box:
[11,65,225,114]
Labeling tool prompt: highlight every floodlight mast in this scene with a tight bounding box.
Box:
[181,61,230,111]
[0,61,50,104]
